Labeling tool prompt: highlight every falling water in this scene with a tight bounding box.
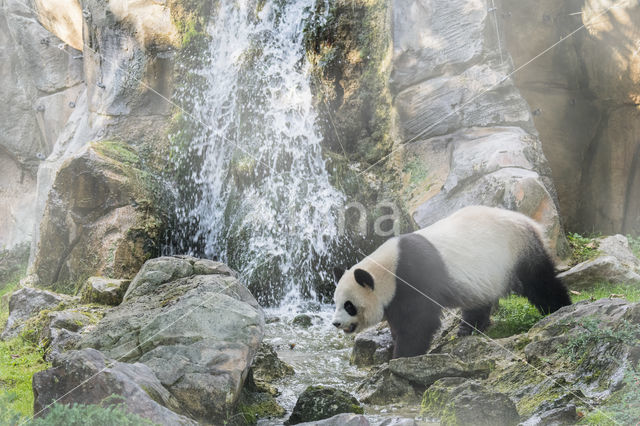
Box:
[169,0,347,305]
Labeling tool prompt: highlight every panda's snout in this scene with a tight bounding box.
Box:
[332,321,341,328]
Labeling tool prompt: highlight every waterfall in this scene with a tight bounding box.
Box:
[169,0,346,305]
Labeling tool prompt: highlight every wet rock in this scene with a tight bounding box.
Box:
[286,386,364,425]
[559,235,640,288]
[1,287,69,340]
[251,342,294,394]
[358,352,493,405]
[421,378,519,426]
[351,322,394,367]
[80,256,264,421]
[389,354,493,387]
[296,413,370,425]
[32,348,193,425]
[356,365,418,405]
[80,276,130,305]
[292,314,313,328]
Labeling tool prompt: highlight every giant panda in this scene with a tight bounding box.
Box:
[331,205,571,358]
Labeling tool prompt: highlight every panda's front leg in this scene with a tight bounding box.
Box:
[389,307,442,358]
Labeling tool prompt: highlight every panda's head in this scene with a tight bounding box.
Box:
[331,266,385,334]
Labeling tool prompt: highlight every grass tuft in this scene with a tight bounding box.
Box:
[487,295,544,338]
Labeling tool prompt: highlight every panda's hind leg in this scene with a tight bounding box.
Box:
[457,304,492,336]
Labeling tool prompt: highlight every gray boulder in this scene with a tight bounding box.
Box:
[80,256,264,421]
[357,353,492,404]
[32,348,194,425]
[351,322,394,367]
[559,235,640,288]
[421,377,519,426]
[1,287,69,340]
[80,276,130,305]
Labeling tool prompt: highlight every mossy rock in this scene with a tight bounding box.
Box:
[421,378,519,426]
[236,391,286,425]
[286,386,363,425]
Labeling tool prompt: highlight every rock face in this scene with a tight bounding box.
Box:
[392,0,566,255]
[498,0,640,235]
[32,141,165,289]
[79,256,265,421]
[559,235,640,288]
[0,0,83,251]
[32,348,195,425]
[286,386,364,425]
[1,287,69,340]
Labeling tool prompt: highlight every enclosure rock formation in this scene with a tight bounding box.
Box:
[391,0,567,254]
[498,0,640,235]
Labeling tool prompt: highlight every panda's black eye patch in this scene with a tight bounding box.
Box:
[344,301,357,316]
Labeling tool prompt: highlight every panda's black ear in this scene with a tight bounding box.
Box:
[333,266,345,284]
[354,269,374,290]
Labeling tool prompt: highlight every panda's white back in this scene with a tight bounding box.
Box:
[415,206,544,307]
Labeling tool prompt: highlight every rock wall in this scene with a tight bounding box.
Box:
[497,0,640,235]
[391,0,567,254]
[0,0,83,251]
[0,0,186,287]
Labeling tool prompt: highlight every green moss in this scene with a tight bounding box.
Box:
[236,394,285,424]
[486,295,544,338]
[92,140,140,165]
[0,337,49,419]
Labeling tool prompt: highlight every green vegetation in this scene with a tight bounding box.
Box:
[0,264,49,420]
[1,398,159,426]
[570,282,640,303]
[627,234,640,259]
[566,232,600,266]
[485,281,640,339]
[486,295,544,338]
[0,337,49,419]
